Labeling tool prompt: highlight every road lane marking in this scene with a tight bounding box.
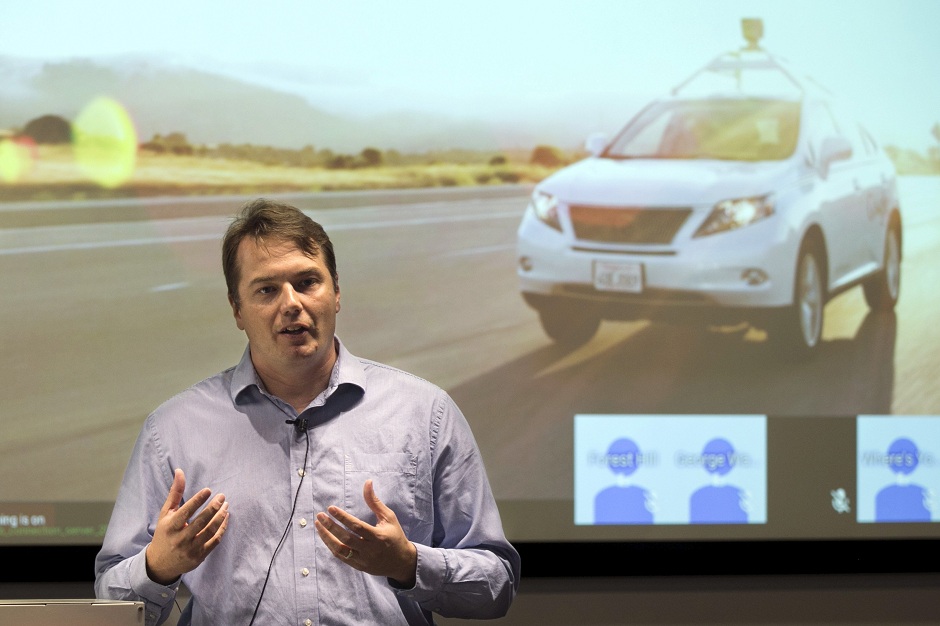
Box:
[150,282,191,292]
[0,210,522,255]
[0,233,221,255]
[443,243,516,257]
[315,210,520,231]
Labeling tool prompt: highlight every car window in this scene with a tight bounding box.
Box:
[857,124,879,156]
[804,101,842,164]
[858,124,878,154]
[606,99,800,162]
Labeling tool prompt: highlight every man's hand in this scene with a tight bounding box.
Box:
[145,468,229,585]
[315,479,418,587]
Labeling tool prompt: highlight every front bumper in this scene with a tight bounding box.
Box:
[517,213,797,321]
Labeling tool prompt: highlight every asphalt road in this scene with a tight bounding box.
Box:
[1,178,938,504]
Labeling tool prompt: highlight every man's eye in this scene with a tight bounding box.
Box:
[257,286,275,295]
[298,278,318,289]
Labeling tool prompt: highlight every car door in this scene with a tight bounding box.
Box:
[807,101,863,287]
[856,125,894,269]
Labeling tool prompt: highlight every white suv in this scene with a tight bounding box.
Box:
[516,28,902,357]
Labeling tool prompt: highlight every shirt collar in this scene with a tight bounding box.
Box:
[230,335,366,405]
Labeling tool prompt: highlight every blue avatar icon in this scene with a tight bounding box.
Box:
[689,437,749,524]
[875,437,932,523]
[594,437,655,524]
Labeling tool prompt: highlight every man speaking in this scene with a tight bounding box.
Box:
[95,198,520,625]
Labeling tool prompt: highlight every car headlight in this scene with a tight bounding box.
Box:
[531,190,562,231]
[694,195,775,238]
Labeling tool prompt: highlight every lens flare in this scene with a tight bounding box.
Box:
[72,96,138,189]
[0,138,34,183]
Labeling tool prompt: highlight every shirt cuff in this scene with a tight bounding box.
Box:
[129,549,180,608]
[392,542,446,603]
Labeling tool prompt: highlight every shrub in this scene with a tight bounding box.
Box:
[326,154,355,169]
[360,147,382,167]
[530,145,565,167]
[22,114,72,144]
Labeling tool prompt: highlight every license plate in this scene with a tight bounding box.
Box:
[593,261,643,293]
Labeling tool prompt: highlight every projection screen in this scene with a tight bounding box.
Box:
[1,0,939,576]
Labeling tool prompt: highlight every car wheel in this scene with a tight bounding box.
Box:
[537,302,601,348]
[862,224,901,311]
[770,245,824,358]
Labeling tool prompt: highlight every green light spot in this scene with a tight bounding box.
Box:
[0,139,32,183]
[73,97,138,189]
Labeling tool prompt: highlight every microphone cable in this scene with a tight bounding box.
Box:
[248,418,310,626]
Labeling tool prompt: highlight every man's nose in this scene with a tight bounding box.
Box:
[279,284,301,313]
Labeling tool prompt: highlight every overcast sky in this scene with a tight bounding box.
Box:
[2,0,939,150]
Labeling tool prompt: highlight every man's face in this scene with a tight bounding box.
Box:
[229,236,340,381]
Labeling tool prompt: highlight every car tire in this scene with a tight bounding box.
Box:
[770,244,825,359]
[537,302,601,348]
[862,223,901,311]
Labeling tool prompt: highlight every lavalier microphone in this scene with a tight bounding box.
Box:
[285,417,308,434]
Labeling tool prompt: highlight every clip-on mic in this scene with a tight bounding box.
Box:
[285,417,308,434]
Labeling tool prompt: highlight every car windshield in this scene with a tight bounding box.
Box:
[605,98,800,162]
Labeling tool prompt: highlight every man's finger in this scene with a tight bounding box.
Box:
[186,494,227,535]
[159,469,186,516]
[322,507,368,540]
[314,516,358,562]
[314,516,341,549]
[170,488,214,530]
[363,479,393,521]
[198,501,230,553]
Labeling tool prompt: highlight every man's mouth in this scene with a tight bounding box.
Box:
[280,324,308,336]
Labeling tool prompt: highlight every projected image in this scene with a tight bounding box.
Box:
[590,437,657,525]
[517,34,900,358]
[1,0,940,547]
[857,416,939,523]
[574,415,767,526]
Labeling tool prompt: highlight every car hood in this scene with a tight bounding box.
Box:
[540,157,796,206]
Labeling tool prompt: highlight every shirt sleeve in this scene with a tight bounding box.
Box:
[394,390,521,619]
[94,415,180,626]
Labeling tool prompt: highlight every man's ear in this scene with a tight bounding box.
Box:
[335,278,341,313]
[229,293,245,330]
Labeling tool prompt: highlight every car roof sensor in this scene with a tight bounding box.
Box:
[671,18,831,98]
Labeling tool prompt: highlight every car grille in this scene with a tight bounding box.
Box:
[568,205,692,244]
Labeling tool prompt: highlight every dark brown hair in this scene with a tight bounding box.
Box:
[222,198,338,305]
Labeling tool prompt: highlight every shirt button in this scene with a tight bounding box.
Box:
[298,468,306,477]
[301,567,309,576]
[161,593,168,598]
[304,619,312,626]
[299,518,307,527]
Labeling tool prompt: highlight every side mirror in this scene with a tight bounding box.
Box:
[584,132,608,157]
[817,135,853,179]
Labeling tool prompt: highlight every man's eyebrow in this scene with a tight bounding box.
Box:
[247,269,323,286]
[247,274,275,286]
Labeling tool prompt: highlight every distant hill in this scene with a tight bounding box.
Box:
[1,56,929,157]
[0,56,541,153]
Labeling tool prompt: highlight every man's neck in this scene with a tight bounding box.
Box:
[254,345,337,414]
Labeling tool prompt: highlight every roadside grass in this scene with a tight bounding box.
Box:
[0,145,561,202]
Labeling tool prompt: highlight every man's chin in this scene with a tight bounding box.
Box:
[275,331,334,361]
[285,337,331,359]
[285,342,318,357]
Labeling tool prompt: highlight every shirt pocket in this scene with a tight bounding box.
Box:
[343,451,417,530]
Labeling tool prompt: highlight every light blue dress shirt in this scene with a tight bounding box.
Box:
[95,338,520,625]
